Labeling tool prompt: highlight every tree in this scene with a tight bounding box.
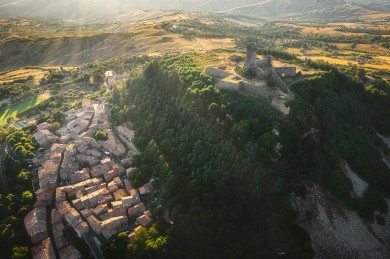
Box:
[128,225,167,258]
[208,103,220,118]
[94,130,108,141]
[21,191,33,203]
[50,122,61,132]
[257,132,277,155]
[17,170,30,181]
[101,232,129,258]
[52,110,64,122]
[11,246,29,259]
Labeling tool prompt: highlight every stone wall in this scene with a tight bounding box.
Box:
[240,82,272,100]
[271,98,290,115]
[257,55,273,67]
[256,69,271,80]
[216,79,242,91]
[274,67,296,77]
[205,66,231,79]
[271,69,288,91]
[215,80,290,115]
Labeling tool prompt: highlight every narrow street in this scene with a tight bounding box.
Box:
[85,231,104,259]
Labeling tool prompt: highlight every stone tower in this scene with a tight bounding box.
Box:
[245,43,258,69]
[267,55,274,67]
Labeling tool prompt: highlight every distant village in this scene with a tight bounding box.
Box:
[24,91,154,258]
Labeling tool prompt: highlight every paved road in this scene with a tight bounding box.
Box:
[85,231,104,259]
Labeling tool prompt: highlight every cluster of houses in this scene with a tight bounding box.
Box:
[25,99,153,259]
[24,203,83,259]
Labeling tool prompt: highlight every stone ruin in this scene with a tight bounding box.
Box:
[245,43,258,69]
[244,43,273,69]
[204,44,298,115]
[242,43,296,91]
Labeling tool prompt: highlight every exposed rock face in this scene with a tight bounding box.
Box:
[291,186,390,259]
[378,134,390,149]
[345,163,368,198]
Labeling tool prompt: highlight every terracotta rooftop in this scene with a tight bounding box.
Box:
[93,204,109,216]
[113,189,127,201]
[128,202,146,218]
[101,216,128,239]
[73,221,89,237]
[58,245,82,259]
[69,168,91,184]
[24,205,48,244]
[31,238,55,259]
[129,189,140,204]
[36,188,54,205]
[51,209,62,224]
[121,158,133,168]
[107,181,119,193]
[100,207,126,221]
[136,214,153,228]
[37,122,51,131]
[123,179,133,194]
[87,215,103,234]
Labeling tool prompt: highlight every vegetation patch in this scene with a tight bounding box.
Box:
[0,93,50,125]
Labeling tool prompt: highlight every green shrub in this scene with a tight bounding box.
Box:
[49,122,61,132]
[94,130,108,141]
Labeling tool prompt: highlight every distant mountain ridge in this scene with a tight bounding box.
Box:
[0,0,389,20]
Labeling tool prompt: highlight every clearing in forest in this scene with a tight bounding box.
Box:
[0,92,50,125]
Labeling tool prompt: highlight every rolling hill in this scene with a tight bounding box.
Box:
[0,0,389,20]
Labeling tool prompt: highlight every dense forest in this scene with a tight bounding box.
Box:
[106,56,314,258]
[286,71,390,222]
[106,53,390,258]
[0,126,37,258]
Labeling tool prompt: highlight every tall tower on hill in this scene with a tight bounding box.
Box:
[244,43,258,69]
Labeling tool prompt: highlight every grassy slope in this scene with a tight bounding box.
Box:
[0,92,50,124]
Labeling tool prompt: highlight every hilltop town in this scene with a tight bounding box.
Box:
[0,2,388,258]
[24,95,154,258]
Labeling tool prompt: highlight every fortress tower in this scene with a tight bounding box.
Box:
[244,43,258,69]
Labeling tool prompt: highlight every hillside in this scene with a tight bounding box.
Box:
[0,30,197,71]
[0,2,389,258]
[102,53,390,258]
[0,0,389,20]
[0,15,199,71]
[219,0,390,20]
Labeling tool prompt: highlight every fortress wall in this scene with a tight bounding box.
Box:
[240,82,273,99]
[215,80,290,115]
[257,55,273,67]
[216,79,242,91]
[271,69,288,91]
[257,58,270,67]
[205,66,231,79]
[256,70,271,80]
[271,98,290,115]
[274,67,296,77]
